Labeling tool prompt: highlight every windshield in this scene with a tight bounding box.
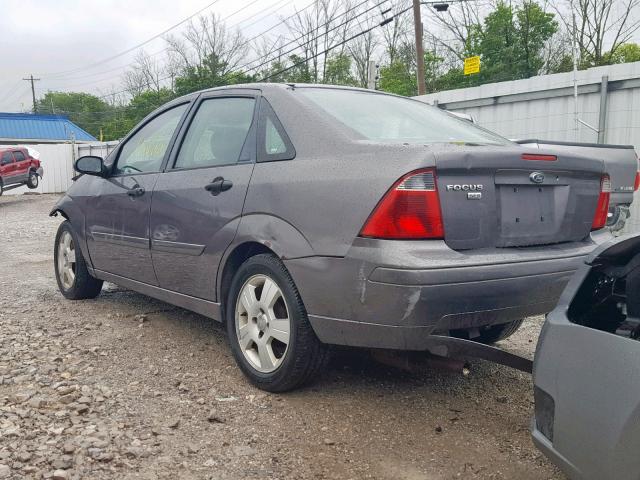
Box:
[297,88,511,146]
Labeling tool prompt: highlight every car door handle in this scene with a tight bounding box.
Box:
[204,177,233,196]
[127,185,145,197]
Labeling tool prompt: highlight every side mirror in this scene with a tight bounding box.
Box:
[74,155,105,177]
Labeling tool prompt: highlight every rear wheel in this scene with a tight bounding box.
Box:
[470,319,525,344]
[226,254,327,392]
[26,171,39,189]
[54,221,103,300]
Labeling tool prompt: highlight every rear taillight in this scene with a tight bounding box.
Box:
[591,174,611,230]
[634,171,640,191]
[359,168,444,239]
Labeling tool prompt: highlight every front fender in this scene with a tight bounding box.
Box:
[50,195,93,270]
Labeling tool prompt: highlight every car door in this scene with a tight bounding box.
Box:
[85,102,190,285]
[0,151,16,184]
[150,93,258,300]
[12,150,29,183]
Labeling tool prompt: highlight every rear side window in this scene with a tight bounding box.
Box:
[1,152,13,165]
[257,98,295,162]
[297,88,510,146]
[115,103,188,175]
[13,151,25,161]
[174,97,256,169]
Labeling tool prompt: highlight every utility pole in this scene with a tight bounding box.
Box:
[22,74,41,113]
[367,60,378,90]
[413,0,426,95]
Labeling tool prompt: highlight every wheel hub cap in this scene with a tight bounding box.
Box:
[235,274,291,373]
[56,231,76,290]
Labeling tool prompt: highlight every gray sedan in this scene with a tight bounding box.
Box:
[52,84,611,391]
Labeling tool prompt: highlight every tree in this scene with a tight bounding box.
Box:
[476,2,557,83]
[36,91,114,139]
[607,42,640,63]
[101,88,176,140]
[323,54,357,85]
[556,0,640,67]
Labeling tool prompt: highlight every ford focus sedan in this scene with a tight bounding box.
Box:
[52,84,612,391]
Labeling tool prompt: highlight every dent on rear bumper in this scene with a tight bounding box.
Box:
[284,237,606,350]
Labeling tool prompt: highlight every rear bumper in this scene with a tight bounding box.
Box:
[285,233,611,350]
[36,167,44,178]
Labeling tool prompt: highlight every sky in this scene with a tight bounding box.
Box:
[0,0,638,113]
[0,0,308,112]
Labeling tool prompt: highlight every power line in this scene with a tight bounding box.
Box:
[237,0,388,75]
[94,0,385,100]
[40,0,226,79]
[259,3,414,81]
[41,0,304,90]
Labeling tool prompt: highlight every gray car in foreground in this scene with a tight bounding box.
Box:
[52,84,612,391]
[533,234,640,479]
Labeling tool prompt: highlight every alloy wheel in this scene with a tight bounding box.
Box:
[235,274,291,373]
[57,230,76,290]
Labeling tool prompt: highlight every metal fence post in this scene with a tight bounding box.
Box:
[598,75,609,144]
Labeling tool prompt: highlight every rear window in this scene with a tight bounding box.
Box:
[13,150,25,161]
[297,88,510,146]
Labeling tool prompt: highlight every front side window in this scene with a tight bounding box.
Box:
[13,151,25,161]
[297,88,511,146]
[1,152,13,165]
[115,104,188,175]
[174,97,255,170]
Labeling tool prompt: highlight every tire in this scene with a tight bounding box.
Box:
[473,319,525,344]
[54,221,103,300]
[226,254,327,392]
[26,171,39,189]
[0,178,3,196]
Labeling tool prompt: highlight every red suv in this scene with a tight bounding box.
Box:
[0,147,43,195]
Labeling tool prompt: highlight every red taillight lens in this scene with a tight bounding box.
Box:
[522,153,557,161]
[634,171,640,191]
[591,174,611,230]
[359,169,444,239]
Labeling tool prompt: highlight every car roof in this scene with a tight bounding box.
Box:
[168,83,396,105]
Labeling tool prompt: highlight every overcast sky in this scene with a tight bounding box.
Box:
[0,0,304,112]
[0,0,638,113]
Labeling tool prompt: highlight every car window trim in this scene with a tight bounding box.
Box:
[109,101,193,178]
[257,97,296,163]
[164,92,259,174]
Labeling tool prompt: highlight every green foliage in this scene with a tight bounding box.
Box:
[378,60,417,96]
[607,43,640,64]
[475,1,557,83]
[174,53,255,97]
[102,88,176,140]
[36,92,113,139]
[323,54,357,86]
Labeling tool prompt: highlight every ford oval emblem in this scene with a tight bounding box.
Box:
[529,172,545,184]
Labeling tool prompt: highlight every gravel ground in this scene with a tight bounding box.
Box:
[0,194,562,480]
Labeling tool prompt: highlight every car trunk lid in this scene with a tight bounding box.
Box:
[434,146,605,250]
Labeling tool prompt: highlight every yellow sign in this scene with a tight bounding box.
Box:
[464,56,481,75]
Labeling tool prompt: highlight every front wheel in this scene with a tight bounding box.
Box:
[226,254,327,392]
[54,221,103,300]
